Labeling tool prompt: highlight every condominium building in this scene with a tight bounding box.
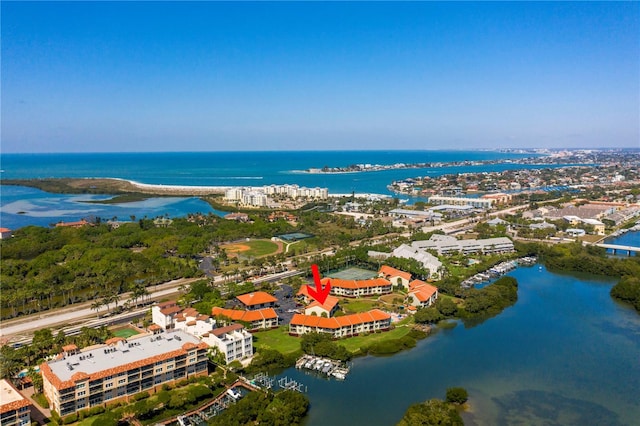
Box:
[40,331,209,417]
[326,277,392,298]
[378,265,412,289]
[0,379,30,426]
[202,324,253,365]
[211,307,279,331]
[289,309,392,338]
[408,280,439,309]
[428,195,494,209]
[412,235,514,256]
[236,292,278,310]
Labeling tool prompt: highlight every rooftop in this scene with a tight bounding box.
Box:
[236,291,278,306]
[44,330,203,385]
[0,379,29,414]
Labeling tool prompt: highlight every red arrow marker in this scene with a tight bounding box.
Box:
[308,264,331,305]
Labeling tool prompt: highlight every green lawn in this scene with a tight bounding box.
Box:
[243,240,280,257]
[340,323,414,353]
[341,299,379,314]
[112,327,140,338]
[254,318,418,356]
[252,326,301,355]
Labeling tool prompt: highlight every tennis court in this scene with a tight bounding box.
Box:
[277,232,314,241]
[328,267,378,280]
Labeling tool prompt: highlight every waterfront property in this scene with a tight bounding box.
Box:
[0,379,31,426]
[202,324,253,365]
[211,307,279,331]
[40,330,209,417]
[289,309,392,338]
[412,234,515,256]
[407,280,439,309]
[325,277,393,298]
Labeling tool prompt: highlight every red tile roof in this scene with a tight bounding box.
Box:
[160,306,182,316]
[211,307,278,323]
[236,291,277,306]
[409,280,438,302]
[306,295,339,312]
[290,309,391,330]
[379,265,412,281]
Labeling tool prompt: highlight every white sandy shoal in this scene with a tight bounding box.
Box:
[123,179,233,195]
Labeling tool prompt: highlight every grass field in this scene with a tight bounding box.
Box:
[222,239,280,258]
[254,316,418,356]
[341,299,380,313]
[252,327,302,355]
[112,327,140,338]
[340,324,414,353]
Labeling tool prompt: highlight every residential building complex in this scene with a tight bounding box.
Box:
[289,309,392,338]
[236,292,278,310]
[325,277,392,298]
[408,280,439,308]
[428,195,494,209]
[412,234,515,256]
[211,307,279,330]
[378,265,412,289]
[201,324,253,365]
[40,331,209,417]
[0,379,30,426]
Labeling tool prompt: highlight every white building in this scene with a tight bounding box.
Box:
[202,324,253,365]
[412,235,514,256]
[428,195,494,209]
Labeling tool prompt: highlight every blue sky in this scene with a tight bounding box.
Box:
[1,1,638,153]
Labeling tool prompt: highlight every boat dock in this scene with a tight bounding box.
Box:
[461,257,537,288]
[296,354,350,380]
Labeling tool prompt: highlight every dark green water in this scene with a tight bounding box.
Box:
[285,265,640,425]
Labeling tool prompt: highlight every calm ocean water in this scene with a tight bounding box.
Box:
[1,150,545,230]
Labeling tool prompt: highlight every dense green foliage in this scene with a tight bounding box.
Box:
[446,387,469,404]
[610,276,640,313]
[364,329,427,355]
[244,348,297,374]
[300,332,352,361]
[208,390,309,426]
[396,399,463,426]
[460,276,518,317]
[0,221,208,318]
[517,241,640,278]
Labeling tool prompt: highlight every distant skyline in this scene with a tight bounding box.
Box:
[1,1,638,153]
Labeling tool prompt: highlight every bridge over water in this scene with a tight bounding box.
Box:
[595,243,640,256]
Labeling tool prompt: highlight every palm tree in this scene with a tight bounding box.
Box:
[91,300,103,318]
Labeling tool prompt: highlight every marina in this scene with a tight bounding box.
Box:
[296,355,350,380]
[461,257,536,288]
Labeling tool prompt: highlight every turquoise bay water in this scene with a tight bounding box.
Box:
[1,150,558,230]
[285,264,640,426]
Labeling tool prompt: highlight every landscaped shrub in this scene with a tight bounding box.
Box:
[130,391,150,402]
[61,413,77,424]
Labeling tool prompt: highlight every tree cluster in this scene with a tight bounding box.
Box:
[208,390,309,426]
[300,332,352,362]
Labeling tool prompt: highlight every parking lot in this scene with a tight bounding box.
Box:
[273,284,300,325]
